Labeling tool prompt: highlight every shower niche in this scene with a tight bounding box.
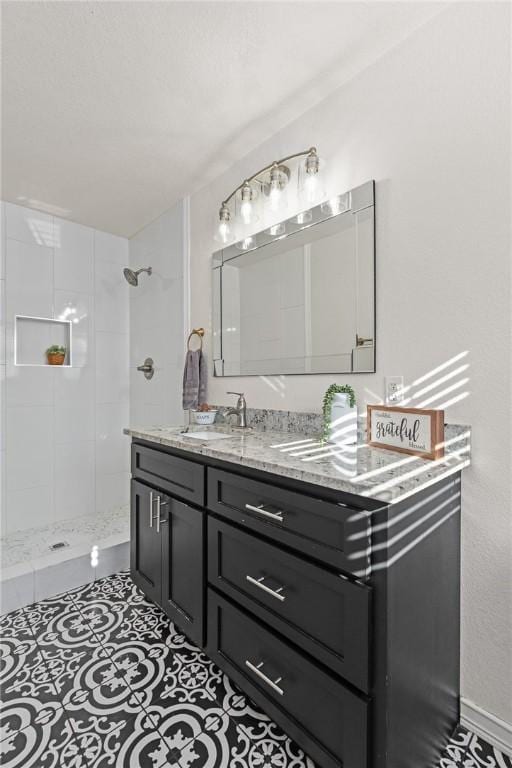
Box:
[14,315,72,366]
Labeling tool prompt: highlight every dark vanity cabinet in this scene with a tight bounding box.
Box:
[130,439,462,768]
[130,447,205,646]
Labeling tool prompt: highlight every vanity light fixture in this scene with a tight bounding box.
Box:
[295,210,313,225]
[302,149,322,204]
[321,193,349,217]
[216,204,232,244]
[267,222,286,237]
[240,181,258,225]
[237,236,255,251]
[214,147,323,244]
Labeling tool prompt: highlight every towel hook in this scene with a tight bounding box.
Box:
[187,327,205,351]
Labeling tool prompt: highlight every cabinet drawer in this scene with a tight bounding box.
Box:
[207,468,371,575]
[132,443,205,506]
[208,517,370,692]
[208,590,368,768]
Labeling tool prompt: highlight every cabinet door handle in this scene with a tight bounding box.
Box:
[245,660,284,696]
[155,496,169,534]
[245,503,284,522]
[149,491,154,527]
[246,575,286,602]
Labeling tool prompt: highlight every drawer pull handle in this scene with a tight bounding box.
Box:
[245,660,284,696]
[245,503,284,522]
[246,575,286,602]
[149,491,154,527]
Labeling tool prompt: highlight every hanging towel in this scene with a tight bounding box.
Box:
[182,349,207,410]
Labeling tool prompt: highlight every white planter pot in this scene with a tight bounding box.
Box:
[328,393,357,445]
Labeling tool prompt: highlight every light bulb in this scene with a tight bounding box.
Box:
[321,195,347,216]
[215,204,232,244]
[236,236,254,251]
[269,184,282,212]
[303,173,319,204]
[240,181,257,225]
[295,210,313,225]
[240,200,253,224]
[267,223,286,237]
[268,164,287,212]
[301,147,323,205]
[217,220,231,243]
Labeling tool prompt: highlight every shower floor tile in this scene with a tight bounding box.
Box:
[0,505,129,570]
[0,571,510,768]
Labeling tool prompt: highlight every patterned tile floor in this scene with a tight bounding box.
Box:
[0,571,510,768]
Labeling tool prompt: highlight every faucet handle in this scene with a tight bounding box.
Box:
[227,391,244,398]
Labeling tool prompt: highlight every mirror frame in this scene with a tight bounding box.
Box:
[212,179,375,377]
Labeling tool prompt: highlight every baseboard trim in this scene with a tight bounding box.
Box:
[461,698,512,757]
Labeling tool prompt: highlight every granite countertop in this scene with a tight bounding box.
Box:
[123,423,471,504]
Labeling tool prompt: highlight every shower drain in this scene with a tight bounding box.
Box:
[49,541,69,551]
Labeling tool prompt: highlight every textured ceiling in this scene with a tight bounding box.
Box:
[1,1,442,237]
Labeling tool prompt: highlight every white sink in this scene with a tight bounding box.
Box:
[181,430,233,441]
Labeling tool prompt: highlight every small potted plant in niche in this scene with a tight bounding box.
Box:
[46,345,66,366]
[322,384,357,445]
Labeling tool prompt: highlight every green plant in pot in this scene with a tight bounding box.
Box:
[46,345,66,366]
[322,384,356,444]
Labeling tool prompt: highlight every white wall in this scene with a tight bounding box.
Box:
[129,201,184,425]
[0,202,130,535]
[189,4,511,729]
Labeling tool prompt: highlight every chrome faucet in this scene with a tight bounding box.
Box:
[224,392,248,428]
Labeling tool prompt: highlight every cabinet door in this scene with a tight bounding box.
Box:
[130,480,162,605]
[161,498,204,647]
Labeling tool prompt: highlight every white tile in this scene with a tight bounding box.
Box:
[96,437,130,476]
[54,290,93,368]
[95,259,129,334]
[54,365,94,408]
[5,486,54,533]
[54,402,95,443]
[0,279,5,364]
[95,472,130,515]
[95,403,129,442]
[94,230,128,266]
[95,403,130,474]
[34,553,94,603]
[95,332,129,404]
[0,201,5,280]
[0,366,4,450]
[129,401,166,426]
[54,441,95,521]
[5,202,55,247]
[5,363,54,406]
[0,568,35,614]
[5,238,53,318]
[162,369,183,424]
[130,361,167,407]
[0,561,35,581]
[6,406,54,491]
[54,219,94,294]
[129,277,179,332]
[0,449,5,537]
[5,404,53,449]
[130,319,181,372]
[94,541,129,581]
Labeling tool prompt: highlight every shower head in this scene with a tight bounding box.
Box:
[123,266,152,286]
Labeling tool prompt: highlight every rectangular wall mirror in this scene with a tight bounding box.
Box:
[212,180,375,376]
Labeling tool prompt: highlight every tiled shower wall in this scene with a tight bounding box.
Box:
[129,200,185,426]
[0,202,130,535]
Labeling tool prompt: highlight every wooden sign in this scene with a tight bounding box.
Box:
[367,405,444,460]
